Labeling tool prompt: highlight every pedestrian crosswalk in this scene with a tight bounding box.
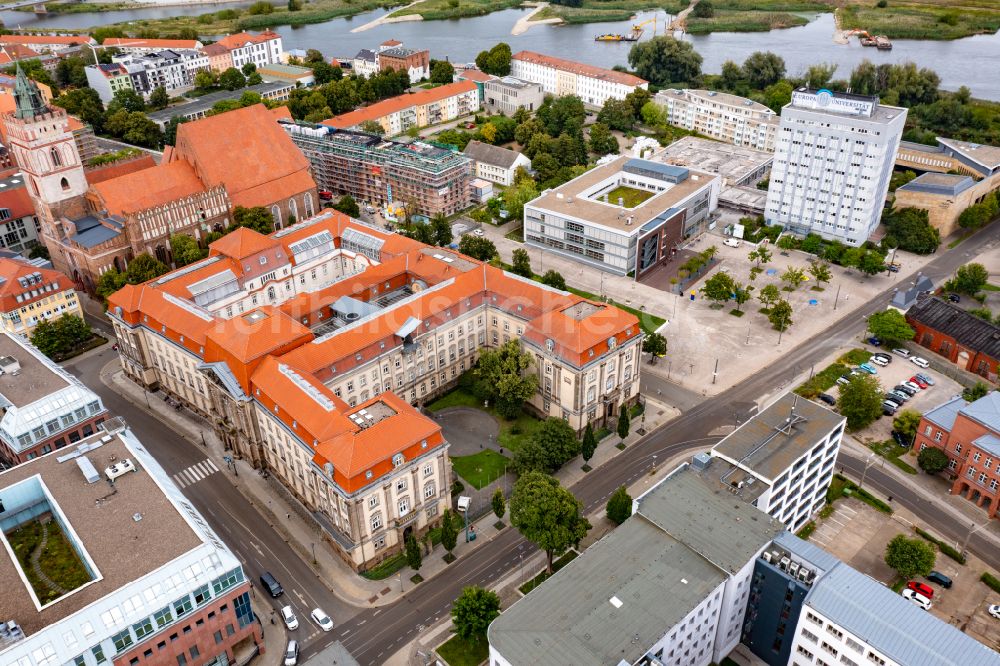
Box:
[172,459,219,488]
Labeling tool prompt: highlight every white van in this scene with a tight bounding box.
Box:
[723,237,741,248]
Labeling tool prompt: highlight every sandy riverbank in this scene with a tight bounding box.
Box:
[511,2,562,35]
[350,0,423,33]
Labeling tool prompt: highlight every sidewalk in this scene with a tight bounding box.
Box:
[100,359,679,608]
[839,434,1000,549]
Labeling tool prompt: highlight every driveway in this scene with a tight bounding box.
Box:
[435,407,500,456]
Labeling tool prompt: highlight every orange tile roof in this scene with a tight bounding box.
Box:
[524,298,641,367]
[380,39,402,47]
[0,34,94,46]
[0,180,34,219]
[216,30,280,50]
[0,258,74,313]
[270,106,292,121]
[90,159,204,217]
[103,38,201,49]
[205,306,313,391]
[209,227,282,261]
[457,69,494,83]
[0,44,42,62]
[512,50,647,87]
[173,104,316,209]
[321,80,478,129]
[84,154,157,186]
[202,43,229,57]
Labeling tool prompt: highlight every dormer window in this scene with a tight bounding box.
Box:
[608,336,617,349]
[392,453,405,467]
[545,339,554,352]
[365,470,373,479]
[259,257,267,265]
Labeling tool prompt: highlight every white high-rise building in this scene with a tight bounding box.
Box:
[764,88,906,246]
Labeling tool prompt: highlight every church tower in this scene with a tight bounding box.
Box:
[2,66,89,270]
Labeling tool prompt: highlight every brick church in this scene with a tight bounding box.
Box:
[1,67,318,291]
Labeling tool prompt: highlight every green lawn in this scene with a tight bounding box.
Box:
[519,550,579,595]
[867,440,917,475]
[8,520,92,604]
[838,348,872,366]
[602,185,655,208]
[437,633,490,666]
[563,285,666,336]
[794,362,850,399]
[360,553,407,580]
[450,450,510,489]
[426,385,544,454]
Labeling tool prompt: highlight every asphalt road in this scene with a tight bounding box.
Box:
[70,223,998,664]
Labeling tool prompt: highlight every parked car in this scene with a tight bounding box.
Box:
[364,204,376,214]
[893,348,911,358]
[902,588,932,610]
[465,122,476,129]
[989,605,1000,619]
[948,293,961,303]
[909,376,929,389]
[870,356,889,367]
[873,352,892,364]
[887,390,910,404]
[259,572,283,598]
[284,640,299,666]
[723,237,741,248]
[281,606,298,631]
[892,430,911,448]
[473,228,484,236]
[910,356,930,368]
[927,571,953,588]
[882,402,898,416]
[884,396,905,409]
[887,263,900,273]
[867,336,882,346]
[817,393,837,406]
[894,384,917,397]
[907,581,934,599]
[915,372,935,386]
[837,376,852,387]
[311,608,334,631]
[902,380,922,393]
[858,363,878,374]
[318,190,333,201]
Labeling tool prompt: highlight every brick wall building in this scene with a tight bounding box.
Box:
[906,297,1000,382]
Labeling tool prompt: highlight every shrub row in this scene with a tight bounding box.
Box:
[915,527,967,564]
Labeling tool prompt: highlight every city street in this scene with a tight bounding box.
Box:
[69,222,999,664]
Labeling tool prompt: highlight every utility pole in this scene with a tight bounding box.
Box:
[859,455,875,490]
[834,283,841,311]
[712,358,718,385]
[961,521,987,559]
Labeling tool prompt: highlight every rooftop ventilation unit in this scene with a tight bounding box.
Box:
[106,458,136,482]
[76,456,100,484]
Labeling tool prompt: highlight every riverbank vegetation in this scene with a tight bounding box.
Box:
[389,0,521,21]
[836,0,1000,41]
[687,0,827,33]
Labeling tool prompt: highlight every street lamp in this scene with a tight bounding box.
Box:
[960,521,988,559]
[859,455,876,490]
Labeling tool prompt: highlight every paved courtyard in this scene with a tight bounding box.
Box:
[435,407,500,456]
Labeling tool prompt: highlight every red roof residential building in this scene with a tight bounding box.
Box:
[106,209,642,570]
[0,256,84,337]
[206,31,282,72]
[102,37,204,51]
[322,80,479,134]
[510,50,648,106]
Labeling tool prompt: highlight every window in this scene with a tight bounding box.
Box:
[370,512,382,530]
[396,478,407,492]
[423,463,434,477]
[173,596,193,617]
[192,583,211,606]
[398,497,410,515]
[111,629,134,653]
[212,567,244,595]
[368,494,379,508]
[214,630,224,644]
[133,618,153,639]
[424,482,435,498]
[392,453,405,467]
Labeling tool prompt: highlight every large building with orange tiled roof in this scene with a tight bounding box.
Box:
[0,255,83,336]
[511,50,648,107]
[2,72,318,291]
[205,31,282,73]
[105,209,642,570]
[322,80,480,136]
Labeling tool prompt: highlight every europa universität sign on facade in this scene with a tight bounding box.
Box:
[790,89,875,117]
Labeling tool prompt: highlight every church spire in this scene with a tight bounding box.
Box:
[13,63,49,120]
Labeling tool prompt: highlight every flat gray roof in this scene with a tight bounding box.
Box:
[806,564,1000,666]
[712,393,845,483]
[147,82,293,124]
[488,517,726,666]
[923,395,968,431]
[652,136,773,185]
[637,465,784,574]
[0,334,68,408]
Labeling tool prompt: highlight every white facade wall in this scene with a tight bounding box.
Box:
[473,153,530,186]
[230,35,283,70]
[510,57,647,107]
[791,606,900,666]
[657,90,779,152]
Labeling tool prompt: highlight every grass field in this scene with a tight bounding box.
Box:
[518,550,579,594]
[688,10,810,33]
[450,450,510,489]
[436,633,490,666]
[836,0,1000,40]
[603,185,655,208]
[390,0,520,20]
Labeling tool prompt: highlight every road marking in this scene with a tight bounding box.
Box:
[172,458,220,488]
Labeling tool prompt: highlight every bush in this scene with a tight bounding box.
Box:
[918,447,949,474]
[915,527,966,564]
[982,572,1000,594]
[247,0,273,14]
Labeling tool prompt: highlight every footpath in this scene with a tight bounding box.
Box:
[99,358,681,610]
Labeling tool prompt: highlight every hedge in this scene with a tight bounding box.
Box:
[915,527,966,564]
[982,572,1000,594]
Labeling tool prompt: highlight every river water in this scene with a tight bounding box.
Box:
[4,5,999,99]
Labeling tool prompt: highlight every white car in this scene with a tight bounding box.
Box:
[989,604,1000,619]
[473,228,485,237]
[311,608,334,631]
[281,605,298,630]
[723,237,741,248]
[284,640,299,666]
[892,348,911,358]
[901,381,922,393]
[870,356,889,367]
[902,588,932,611]
[910,356,930,368]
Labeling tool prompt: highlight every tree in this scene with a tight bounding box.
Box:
[475,43,512,76]
[780,267,807,290]
[359,119,385,135]
[952,263,989,295]
[838,374,883,431]
[52,87,106,132]
[451,586,501,642]
[502,178,539,221]
[742,51,786,89]
[769,299,793,331]
[732,281,754,313]
[431,214,453,246]
[883,207,940,255]
[232,206,275,234]
[617,403,630,440]
[587,122,619,156]
[475,341,538,418]
[540,270,566,290]
[809,261,832,287]
[459,235,498,261]
[701,272,735,306]
[510,472,591,572]
[148,85,169,111]
[30,315,94,359]
[691,0,713,17]
[884,534,936,580]
[104,110,162,148]
[219,67,247,91]
[514,418,580,473]
[748,245,772,267]
[333,195,360,218]
[867,310,915,345]
[962,381,991,402]
[440,509,459,557]
[597,98,635,131]
[404,534,422,572]
[96,269,128,302]
[893,409,922,444]
[194,70,217,89]
[628,36,702,86]
[311,61,341,85]
[492,488,506,522]
[859,251,885,276]
[581,423,597,465]
[642,332,667,361]
[479,123,498,144]
[758,283,781,309]
[169,234,206,267]
[288,0,303,10]
[430,59,455,84]
[606,485,632,525]
[511,248,532,278]
[107,88,146,114]
[917,447,950,474]
[125,253,169,283]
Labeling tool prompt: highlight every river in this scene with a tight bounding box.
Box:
[3,5,999,100]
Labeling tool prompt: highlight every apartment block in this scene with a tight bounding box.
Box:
[707,393,844,533]
[483,76,544,115]
[765,88,906,246]
[102,38,204,53]
[655,88,779,152]
[106,211,642,569]
[462,140,532,187]
[113,49,210,97]
[511,51,648,107]
[523,156,719,277]
[0,173,42,255]
[0,257,84,337]
[283,122,473,217]
[83,64,135,105]
[377,45,430,82]
[322,80,480,136]
[0,423,263,666]
[913,391,1000,520]
[205,31,282,72]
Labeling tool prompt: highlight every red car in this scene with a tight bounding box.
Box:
[318,190,333,201]
[909,376,929,389]
[907,581,934,599]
